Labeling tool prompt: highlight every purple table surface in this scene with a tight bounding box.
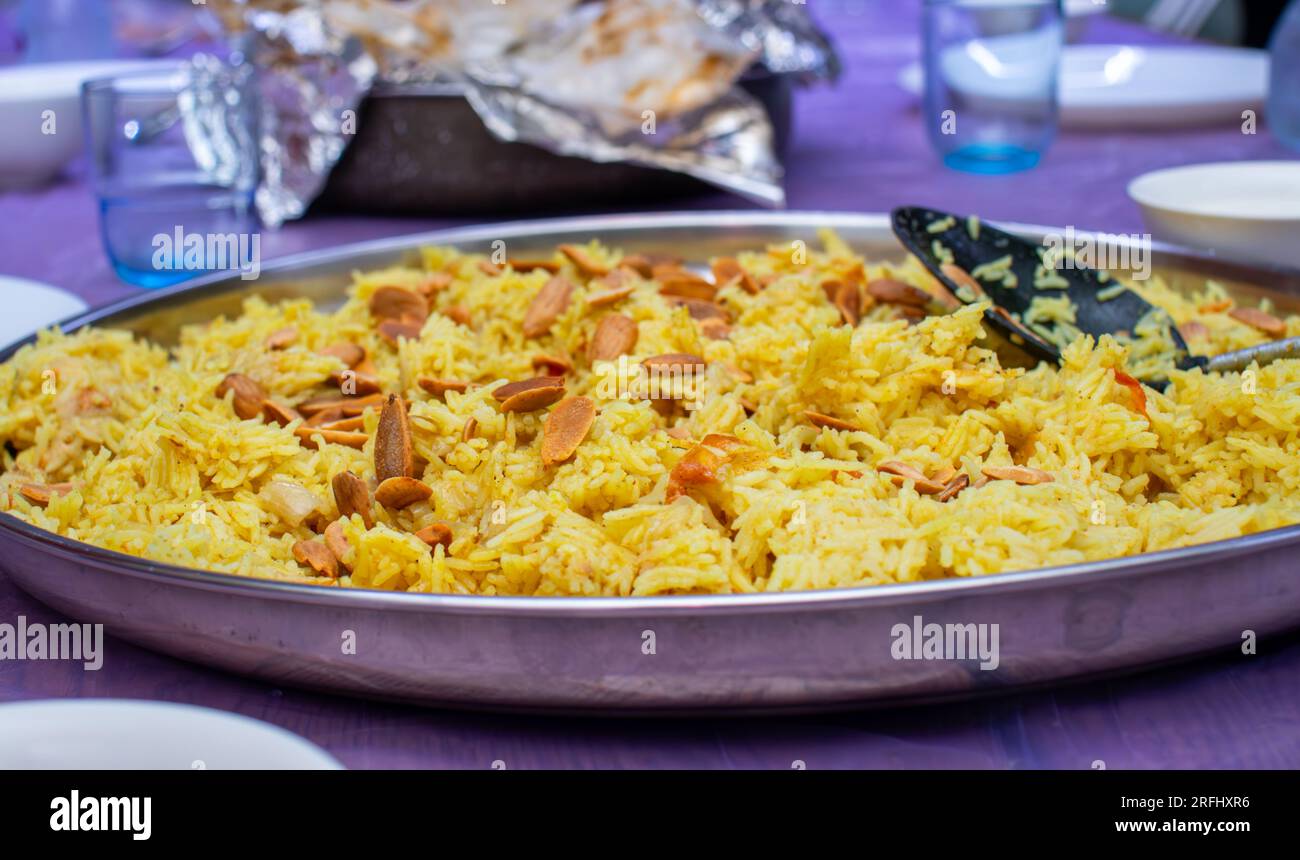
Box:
[2,3,1299,769]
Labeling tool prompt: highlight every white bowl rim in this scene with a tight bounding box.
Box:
[1128,160,1300,223]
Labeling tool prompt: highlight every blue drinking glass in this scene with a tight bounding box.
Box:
[923,0,1063,174]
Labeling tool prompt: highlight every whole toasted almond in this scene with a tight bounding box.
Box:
[216,373,267,420]
[833,281,861,326]
[867,279,932,307]
[940,264,987,301]
[585,284,636,309]
[805,409,862,433]
[982,465,1055,485]
[1229,307,1287,337]
[297,392,385,417]
[320,343,366,367]
[331,470,374,528]
[509,258,560,274]
[541,396,597,466]
[877,461,945,494]
[414,522,454,551]
[461,417,477,443]
[588,314,638,363]
[417,378,472,399]
[711,257,759,294]
[261,400,302,427]
[658,273,717,302]
[265,326,298,350]
[369,286,428,323]
[492,376,566,402]
[937,473,969,503]
[442,305,473,327]
[375,476,433,510]
[375,394,414,481]
[532,353,574,376]
[559,244,610,278]
[293,539,338,578]
[522,275,574,338]
[642,353,707,371]
[323,520,350,569]
[377,318,424,346]
[19,482,73,507]
[295,427,369,450]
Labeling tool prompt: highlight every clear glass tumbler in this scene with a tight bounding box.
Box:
[82,61,260,288]
[923,0,1063,174]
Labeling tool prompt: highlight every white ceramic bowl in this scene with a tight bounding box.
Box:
[0,60,173,189]
[1128,161,1300,269]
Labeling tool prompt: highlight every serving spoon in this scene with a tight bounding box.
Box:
[891,206,1300,383]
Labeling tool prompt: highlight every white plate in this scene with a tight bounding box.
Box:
[0,700,342,769]
[1129,161,1300,268]
[898,44,1268,129]
[0,276,88,349]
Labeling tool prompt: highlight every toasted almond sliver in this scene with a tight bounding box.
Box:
[523,275,574,339]
[532,353,574,376]
[375,476,433,510]
[492,376,566,402]
[940,264,988,301]
[668,297,729,322]
[19,482,73,507]
[698,318,731,340]
[541,396,597,466]
[711,257,759,295]
[867,278,932,307]
[666,444,724,503]
[937,473,969,503]
[369,286,428,323]
[509,258,560,274]
[588,314,639,363]
[261,400,302,427]
[833,281,861,326]
[375,395,414,482]
[294,427,369,450]
[931,465,958,486]
[328,366,384,396]
[293,539,338,578]
[442,305,472,327]
[586,284,637,309]
[216,373,267,421]
[417,377,472,399]
[415,522,454,551]
[805,410,862,433]
[265,326,298,350]
[1200,299,1233,314]
[331,471,374,529]
[461,417,477,443]
[499,380,567,413]
[323,519,351,569]
[478,260,503,277]
[377,318,424,346]
[617,254,654,278]
[417,273,453,296]
[297,392,385,417]
[642,353,707,371]
[982,465,1055,485]
[658,273,717,302]
[1229,307,1287,337]
[320,343,366,367]
[319,415,365,432]
[877,461,945,494]
[972,476,991,489]
[1177,320,1209,341]
[559,244,610,278]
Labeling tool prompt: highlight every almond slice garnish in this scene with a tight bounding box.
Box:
[417,273,453,296]
[369,286,428,323]
[936,473,969,503]
[375,394,414,481]
[522,275,574,339]
[306,408,345,427]
[939,264,988,302]
[374,476,432,510]
[805,410,862,433]
[331,471,374,529]
[320,343,366,367]
[323,520,351,569]
[328,365,383,396]
[265,326,299,350]
[377,318,424,346]
[318,415,365,433]
[1177,320,1208,341]
[666,444,725,503]
[698,318,731,340]
[658,273,717,302]
[417,378,472,399]
[667,297,729,322]
[216,373,267,420]
[293,539,339,578]
[588,314,639,363]
[1229,307,1287,337]
[867,279,933,307]
[19,482,73,508]
[981,465,1055,485]
[877,461,945,494]
[297,392,385,417]
[478,260,503,277]
[532,353,574,376]
[833,281,861,326]
[414,522,454,551]
[1200,299,1233,314]
[461,417,477,443]
[711,257,759,294]
[294,427,369,450]
[641,353,707,371]
[442,305,472,327]
[509,259,560,274]
[586,284,637,309]
[931,465,958,486]
[559,244,610,278]
[261,400,302,427]
[541,396,596,467]
[494,376,566,413]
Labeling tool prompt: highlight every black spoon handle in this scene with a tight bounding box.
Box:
[1202,337,1300,375]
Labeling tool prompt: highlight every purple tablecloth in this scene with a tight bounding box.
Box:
[1,3,1298,769]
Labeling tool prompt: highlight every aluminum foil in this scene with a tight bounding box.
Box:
[212,0,839,222]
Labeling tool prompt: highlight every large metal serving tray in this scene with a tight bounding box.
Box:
[2,212,1298,715]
